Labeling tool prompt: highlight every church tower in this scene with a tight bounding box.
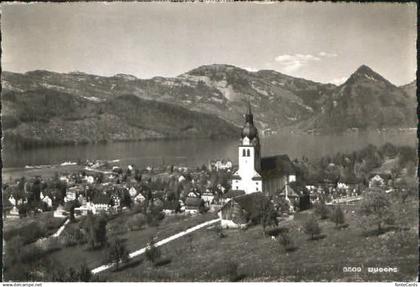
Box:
[231,102,262,194]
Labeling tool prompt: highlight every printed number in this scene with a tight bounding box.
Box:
[343,267,361,272]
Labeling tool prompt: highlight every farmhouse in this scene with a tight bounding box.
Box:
[218,192,272,229]
[91,193,112,214]
[184,197,205,214]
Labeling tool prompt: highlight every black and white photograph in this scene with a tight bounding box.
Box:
[1,1,418,283]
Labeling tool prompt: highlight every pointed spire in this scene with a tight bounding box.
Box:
[247,99,252,115]
[244,99,254,125]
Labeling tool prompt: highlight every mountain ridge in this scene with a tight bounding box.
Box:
[2,64,416,147]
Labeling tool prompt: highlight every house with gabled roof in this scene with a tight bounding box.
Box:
[218,192,273,229]
[91,193,112,214]
[184,197,205,215]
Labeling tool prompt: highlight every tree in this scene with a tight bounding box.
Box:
[258,198,278,234]
[78,262,93,282]
[303,217,321,240]
[69,200,81,222]
[330,206,345,227]
[30,178,42,202]
[107,237,130,270]
[359,191,394,233]
[314,201,330,220]
[82,214,108,249]
[145,239,161,264]
[96,173,104,184]
[120,189,133,209]
[278,232,297,252]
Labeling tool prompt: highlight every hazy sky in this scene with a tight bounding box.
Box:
[2,2,417,85]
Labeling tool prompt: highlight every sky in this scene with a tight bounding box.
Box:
[1,2,417,85]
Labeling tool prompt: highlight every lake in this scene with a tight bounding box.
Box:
[2,129,417,179]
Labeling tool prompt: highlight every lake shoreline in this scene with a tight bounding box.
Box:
[2,130,417,179]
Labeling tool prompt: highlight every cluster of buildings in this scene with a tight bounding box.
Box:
[5,102,391,231]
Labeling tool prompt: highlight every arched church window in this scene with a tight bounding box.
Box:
[246,149,250,157]
[242,149,246,157]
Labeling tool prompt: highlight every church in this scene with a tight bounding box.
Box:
[231,102,296,197]
[219,103,298,228]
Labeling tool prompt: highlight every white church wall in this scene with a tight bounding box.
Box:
[237,144,261,194]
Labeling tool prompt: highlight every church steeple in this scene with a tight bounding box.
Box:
[241,101,258,140]
[232,100,262,194]
[245,100,254,124]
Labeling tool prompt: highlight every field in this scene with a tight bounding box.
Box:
[47,211,218,271]
[100,194,418,282]
[3,192,417,282]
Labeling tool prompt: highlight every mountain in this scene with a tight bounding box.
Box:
[2,64,417,147]
[2,66,337,131]
[303,65,417,131]
[400,80,416,98]
[2,88,239,148]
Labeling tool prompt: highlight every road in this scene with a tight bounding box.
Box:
[91,217,221,274]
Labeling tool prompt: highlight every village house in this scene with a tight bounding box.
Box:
[260,155,296,197]
[129,186,138,197]
[42,195,53,208]
[64,186,80,202]
[83,175,95,184]
[74,202,94,217]
[134,192,146,203]
[91,193,112,214]
[368,174,387,188]
[54,204,68,218]
[201,191,215,205]
[3,198,16,219]
[210,160,233,171]
[8,195,19,207]
[218,192,271,229]
[162,200,180,215]
[184,197,205,215]
[59,175,70,183]
[221,189,245,205]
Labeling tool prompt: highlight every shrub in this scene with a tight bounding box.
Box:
[153,258,172,267]
[359,191,395,234]
[224,260,244,281]
[330,206,346,227]
[278,232,298,252]
[20,244,44,263]
[303,217,322,240]
[44,237,62,253]
[314,201,330,220]
[106,237,130,270]
[81,214,108,249]
[214,224,226,238]
[145,241,161,263]
[61,225,87,246]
